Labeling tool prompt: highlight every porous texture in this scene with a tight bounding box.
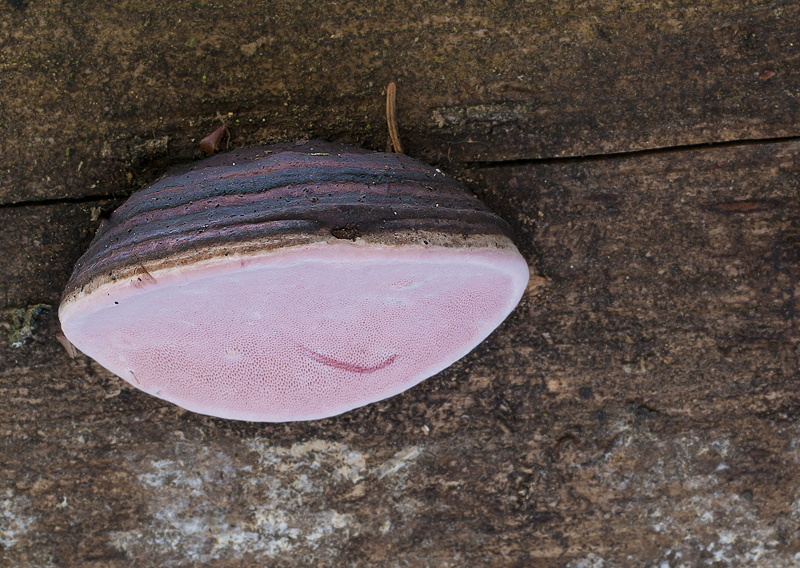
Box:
[59,142,529,421]
[59,243,528,421]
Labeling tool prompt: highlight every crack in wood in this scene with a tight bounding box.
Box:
[3,135,799,210]
[465,134,800,168]
[0,193,129,210]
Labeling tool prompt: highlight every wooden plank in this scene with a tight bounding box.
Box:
[2,1,799,203]
[2,140,798,566]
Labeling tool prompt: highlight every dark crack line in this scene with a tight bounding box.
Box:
[3,134,799,207]
[0,192,129,210]
[465,134,800,168]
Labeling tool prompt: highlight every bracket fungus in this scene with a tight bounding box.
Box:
[59,140,529,421]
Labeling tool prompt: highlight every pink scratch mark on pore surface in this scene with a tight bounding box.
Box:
[301,347,398,374]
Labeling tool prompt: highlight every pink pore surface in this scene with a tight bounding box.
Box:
[60,243,529,421]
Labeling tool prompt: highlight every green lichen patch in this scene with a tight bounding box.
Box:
[7,304,51,348]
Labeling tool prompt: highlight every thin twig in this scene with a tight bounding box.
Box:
[386,82,403,154]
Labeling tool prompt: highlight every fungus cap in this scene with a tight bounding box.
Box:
[59,142,529,421]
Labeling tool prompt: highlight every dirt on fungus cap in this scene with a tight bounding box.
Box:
[58,141,530,421]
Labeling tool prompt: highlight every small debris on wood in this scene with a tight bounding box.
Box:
[200,124,229,156]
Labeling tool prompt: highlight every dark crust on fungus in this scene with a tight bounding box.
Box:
[61,141,517,303]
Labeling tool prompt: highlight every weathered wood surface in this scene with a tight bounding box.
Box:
[2,1,800,567]
[2,1,799,204]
